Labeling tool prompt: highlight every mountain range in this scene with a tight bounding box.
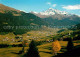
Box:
[0,4,80,34]
[31,8,80,26]
[31,8,69,18]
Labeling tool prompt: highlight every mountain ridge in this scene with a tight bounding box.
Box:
[0,4,49,34]
[31,8,80,26]
[30,8,72,18]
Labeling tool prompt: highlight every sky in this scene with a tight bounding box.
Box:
[0,0,80,15]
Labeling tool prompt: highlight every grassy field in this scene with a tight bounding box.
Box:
[0,41,68,57]
[0,40,80,57]
[0,29,80,57]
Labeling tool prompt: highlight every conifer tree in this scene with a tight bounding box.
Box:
[67,38,74,51]
[24,40,40,57]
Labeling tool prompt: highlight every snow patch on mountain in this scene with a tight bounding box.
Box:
[31,8,69,16]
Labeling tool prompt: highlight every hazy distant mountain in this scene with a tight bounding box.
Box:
[31,8,80,26]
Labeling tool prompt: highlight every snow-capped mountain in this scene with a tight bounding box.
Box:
[30,8,80,26]
[31,8,69,16]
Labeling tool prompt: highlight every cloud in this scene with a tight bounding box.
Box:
[52,4,57,7]
[47,2,51,5]
[47,2,57,8]
[62,5,80,10]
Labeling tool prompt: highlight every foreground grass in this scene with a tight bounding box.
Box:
[0,41,68,57]
[0,41,80,57]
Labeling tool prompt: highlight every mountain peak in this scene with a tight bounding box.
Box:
[31,8,69,16]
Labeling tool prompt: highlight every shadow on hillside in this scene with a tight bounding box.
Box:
[40,51,52,54]
[60,46,67,52]
[11,50,24,54]
[53,45,80,57]
[11,52,20,54]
